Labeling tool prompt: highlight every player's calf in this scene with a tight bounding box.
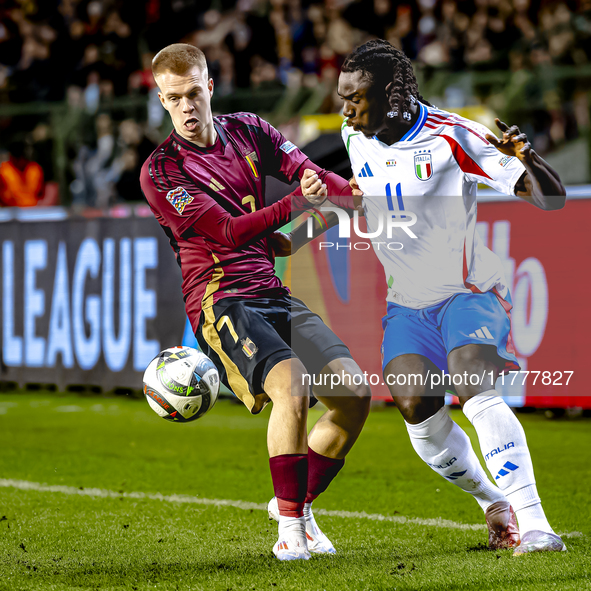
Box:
[272,357,370,556]
[310,357,371,458]
[265,357,310,456]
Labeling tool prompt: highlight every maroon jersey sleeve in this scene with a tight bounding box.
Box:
[140,154,312,246]
[185,187,306,247]
[298,159,356,209]
[241,114,308,183]
[225,113,353,203]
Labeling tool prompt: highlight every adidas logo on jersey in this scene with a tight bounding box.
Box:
[358,163,374,177]
[469,326,494,340]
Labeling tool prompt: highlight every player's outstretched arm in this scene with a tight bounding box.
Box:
[272,167,364,256]
[140,156,316,250]
[485,118,566,210]
[187,188,314,249]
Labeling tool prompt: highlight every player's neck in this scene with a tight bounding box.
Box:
[376,102,420,145]
[178,123,217,148]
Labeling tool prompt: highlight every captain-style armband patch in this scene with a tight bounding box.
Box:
[279,141,297,154]
[166,186,194,214]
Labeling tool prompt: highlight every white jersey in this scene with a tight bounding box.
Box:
[341,104,526,309]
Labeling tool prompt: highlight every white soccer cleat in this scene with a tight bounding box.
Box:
[513,530,567,556]
[272,515,310,561]
[268,497,336,555]
[303,504,337,554]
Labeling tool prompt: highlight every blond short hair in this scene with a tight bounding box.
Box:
[152,43,207,79]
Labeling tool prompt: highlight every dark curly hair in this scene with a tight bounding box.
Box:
[341,39,431,118]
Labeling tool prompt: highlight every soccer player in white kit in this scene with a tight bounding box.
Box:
[336,39,567,555]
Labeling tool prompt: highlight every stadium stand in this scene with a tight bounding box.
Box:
[0,0,590,205]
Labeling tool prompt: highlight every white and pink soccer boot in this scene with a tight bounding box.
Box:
[272,513,310,561]
[268,496,336,555]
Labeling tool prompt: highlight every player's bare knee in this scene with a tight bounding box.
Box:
[343,375,371,401]
[391,392,443,424]
[448,344,498,396]
[356,381,372,412]
[268,385,309,415]
[391,393,420,421]
[385,375,426,400]
[343,382,371,418]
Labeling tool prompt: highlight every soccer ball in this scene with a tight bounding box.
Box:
[143,346,220,423]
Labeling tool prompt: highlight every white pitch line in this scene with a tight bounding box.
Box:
[0,479,583,537]
[0,479,266,512]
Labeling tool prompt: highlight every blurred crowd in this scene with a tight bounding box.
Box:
[1,0,590,206]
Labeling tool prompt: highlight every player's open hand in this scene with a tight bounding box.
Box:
[301,169,327,205]
[268,230,292,257]
[485,118,532,162]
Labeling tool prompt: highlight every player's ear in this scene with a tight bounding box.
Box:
[157,92,168,112]
[208,77,214,98]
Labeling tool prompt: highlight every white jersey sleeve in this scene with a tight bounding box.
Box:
[435,118,526,195]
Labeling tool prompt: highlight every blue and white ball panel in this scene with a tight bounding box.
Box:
[381,291,520,374]
[143,346,220,422]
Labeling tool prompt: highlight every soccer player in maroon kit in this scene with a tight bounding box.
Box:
[140,43,371,561]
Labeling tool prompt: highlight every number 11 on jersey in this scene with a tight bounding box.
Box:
[386,183,406,218]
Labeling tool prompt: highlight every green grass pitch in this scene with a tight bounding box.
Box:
[0,391,589,591]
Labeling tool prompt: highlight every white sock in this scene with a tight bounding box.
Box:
[405,406,506,512]
[463,392,554,535]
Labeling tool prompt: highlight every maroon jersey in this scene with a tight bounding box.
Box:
[140,112,310,332]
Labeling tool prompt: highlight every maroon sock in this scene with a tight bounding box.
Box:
[305,447,345,504]
[269,454,308,517]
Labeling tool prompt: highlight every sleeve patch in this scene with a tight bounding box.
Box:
[279,140,297,154]
[166,186,194,214]
[498,155,514,167]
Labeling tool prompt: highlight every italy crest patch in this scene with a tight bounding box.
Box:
[414,150,433,181]
[166,186,193,214]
